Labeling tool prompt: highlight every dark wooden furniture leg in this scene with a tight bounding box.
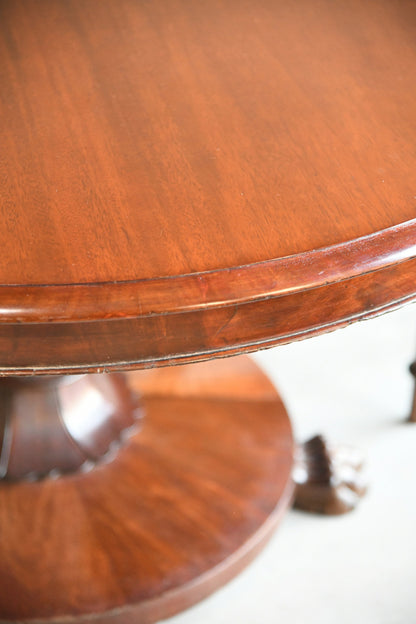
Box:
[0,356,294,624]
[293,435,367,515]
[408,361,416,423]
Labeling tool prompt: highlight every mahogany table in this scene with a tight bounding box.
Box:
[1,1,416,622]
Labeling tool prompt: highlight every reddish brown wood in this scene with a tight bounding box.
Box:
[0,257,414,375]
[0,356,294,623]
[293,436,366,515]
[1,221,415,325]
[0,0,416,373]
[0,1,415,621]
[1,0,416,285]
[0,374,142,480]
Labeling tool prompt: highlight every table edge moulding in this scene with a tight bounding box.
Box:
[1,219,416,376]
[0,218,415,324]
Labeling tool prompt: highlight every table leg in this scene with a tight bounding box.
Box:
[408,361,416,423]
[293,435,366,515]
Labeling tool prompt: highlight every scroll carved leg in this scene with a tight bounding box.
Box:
[0,373,142,481]
[293,435,367,515]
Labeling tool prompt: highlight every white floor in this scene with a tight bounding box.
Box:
[166,302,416,624]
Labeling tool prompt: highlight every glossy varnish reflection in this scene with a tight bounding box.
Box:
[0,357,294,623]
[0,0,416,375]
[0,0,416,621]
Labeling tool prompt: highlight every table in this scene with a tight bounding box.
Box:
[1,1,415,622]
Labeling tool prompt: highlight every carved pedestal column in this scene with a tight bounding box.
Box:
[0,374,142,481]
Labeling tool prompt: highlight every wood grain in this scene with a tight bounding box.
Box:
[0,356,294,623]
[0,220,415,324]
[1,0,416,375]
[0,0,416,374]
[0,373,142,480]
[0,256,415,375]
[1,0,415,286]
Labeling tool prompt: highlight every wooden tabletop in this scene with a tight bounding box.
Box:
[1,0,416,374]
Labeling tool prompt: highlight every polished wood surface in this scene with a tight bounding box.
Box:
[0,3,412,620]
[0,356,294,623]
[4,2,411,620]
[1,0,415,286]
[1,256,415,375]
[1,0,416,372]
[0,374,142,480]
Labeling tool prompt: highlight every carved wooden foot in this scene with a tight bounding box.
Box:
[408,361,416,423]
[293,435,367,515]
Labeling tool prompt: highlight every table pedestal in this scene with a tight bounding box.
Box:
[0,356,294,623]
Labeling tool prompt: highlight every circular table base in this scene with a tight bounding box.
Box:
[0,356,294,623]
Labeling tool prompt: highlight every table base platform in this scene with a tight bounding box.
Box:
[0,356,294,623]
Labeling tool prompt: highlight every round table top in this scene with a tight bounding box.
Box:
[1,0,416,374]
